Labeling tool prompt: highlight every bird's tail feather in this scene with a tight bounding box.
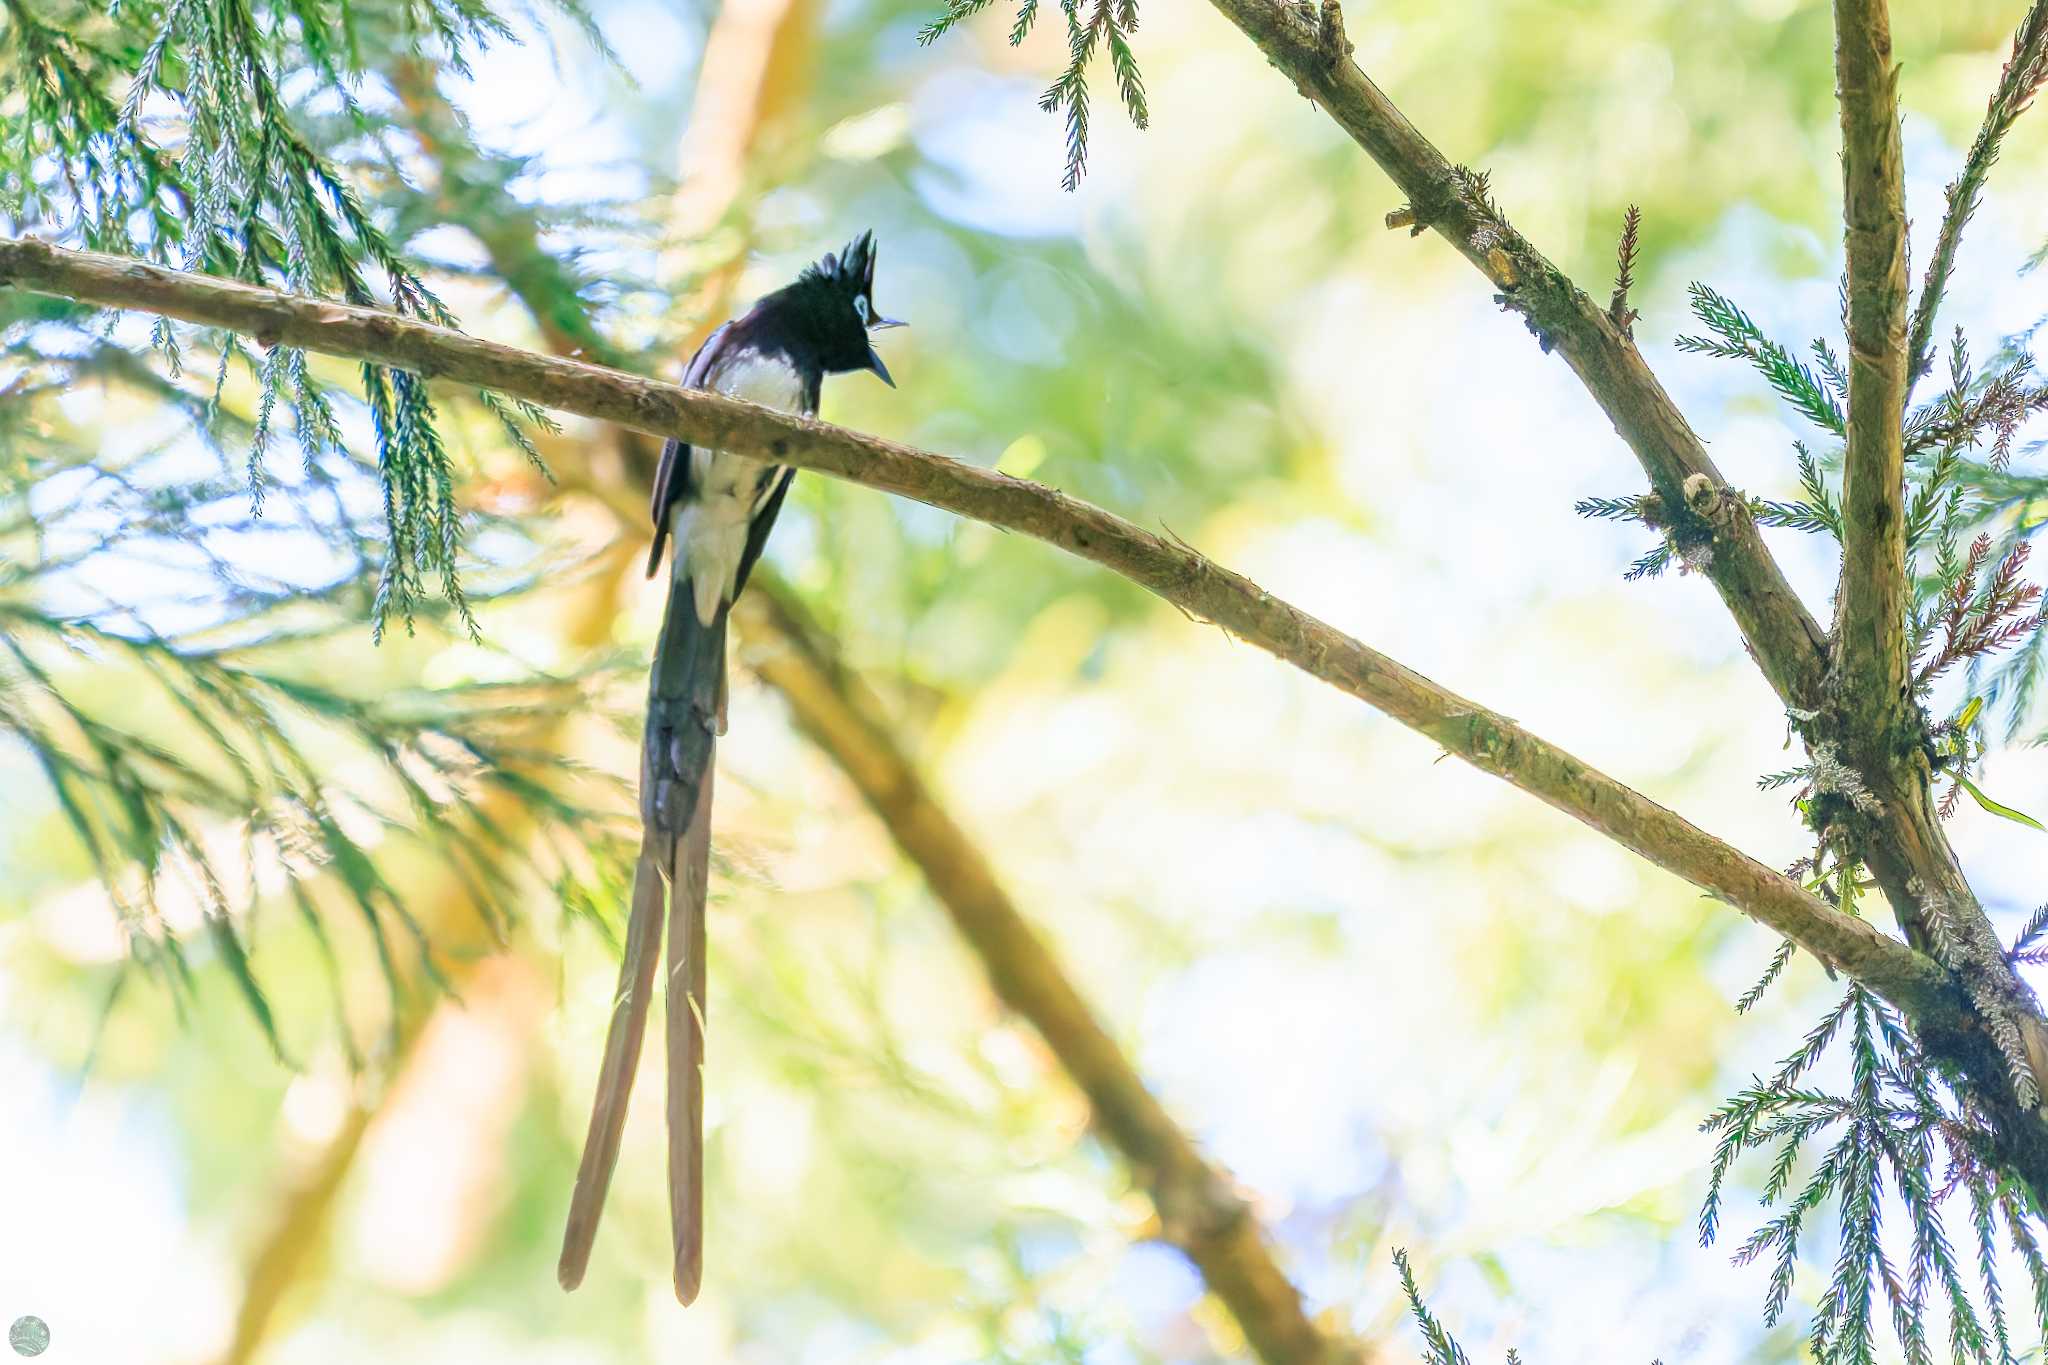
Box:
[650,584,723,1307]
[557,846,667,1291]
[559,576,725,1303]
[666,761,712,1306]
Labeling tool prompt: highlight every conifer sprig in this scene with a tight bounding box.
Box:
[1394,1249,1475,1365]
[1703,981,2042,1364]
[0,338,623,1050]
[1609,204,1641,332]
[918,0,1145,190]
[2,0,563,635]
[1676,283,1846,435]
[0,598,626,1057]
[1916,536,2045,690]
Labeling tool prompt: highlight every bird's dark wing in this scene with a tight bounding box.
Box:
[728,369,813,596]
[646,322,735,579]
[733,467,796,600]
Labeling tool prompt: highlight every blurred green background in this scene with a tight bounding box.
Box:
[4,0,2048,1359]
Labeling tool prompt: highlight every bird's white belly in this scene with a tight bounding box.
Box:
[674,352,806,624]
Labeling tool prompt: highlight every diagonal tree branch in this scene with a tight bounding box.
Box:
[1905,0,2048,389]
[1206,0,1830,714]
[732,580,1366,1364]
[0,234,1954,1022]
[1830,0,1912,741]
[1197,0,2048,1214]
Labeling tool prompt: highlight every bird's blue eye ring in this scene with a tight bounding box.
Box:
[854,294,871,323]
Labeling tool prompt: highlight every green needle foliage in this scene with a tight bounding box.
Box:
[0,597,625,1062]
[1554,52,2048,1355]
[1663,271,2048,1353]
[0,0,645,1058]
[0,340,631,1054]
[1675,284,1846,437]
[1394,1248,1475,1365]
[918,0,1146,190]
[1702,971,2048,1364]
[1,0,569,638]
[1608,285,2048,743]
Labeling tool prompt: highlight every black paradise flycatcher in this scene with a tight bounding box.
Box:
[558,233,903,1305]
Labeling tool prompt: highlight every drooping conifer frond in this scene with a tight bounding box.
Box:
[1703,979,2048,1365]
[1,0,569,636]
[918,0,1146,190]
[0,321,630,1052]
[1676,284,1846,436]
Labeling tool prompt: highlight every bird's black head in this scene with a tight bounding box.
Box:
[760,230,904,386]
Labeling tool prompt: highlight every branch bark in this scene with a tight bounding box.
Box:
[1821,3,2048,1180]
[1830,0,1912,742]
[0,234,1955,1021]
[733,581,1362,1364]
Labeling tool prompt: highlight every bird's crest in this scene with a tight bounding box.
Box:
[800,230,879,297]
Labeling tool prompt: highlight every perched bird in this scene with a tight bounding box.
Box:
[558,232,902,1305]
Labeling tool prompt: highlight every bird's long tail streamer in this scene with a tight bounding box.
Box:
[560,573,725,1303]
[557,846,666,1291]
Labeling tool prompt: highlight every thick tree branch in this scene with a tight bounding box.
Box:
[225,1103,376,1363]
[1905,0,2048,388]
[1204,0,1830,713]
[1830,0,1912,741]
[1821,4,2048,1175]
[733,581,1363,1365]
[0,235,1953,1022]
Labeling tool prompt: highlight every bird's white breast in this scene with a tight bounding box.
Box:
[675,348,807,625]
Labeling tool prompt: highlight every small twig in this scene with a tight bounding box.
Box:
[1204,0,1832,715]
[1906,0,2048,389]
[1609,203,1642,336]
[1314,0,1349,65]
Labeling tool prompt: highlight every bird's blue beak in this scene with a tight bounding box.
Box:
[866,345,895,388]
[869,316,907,331]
